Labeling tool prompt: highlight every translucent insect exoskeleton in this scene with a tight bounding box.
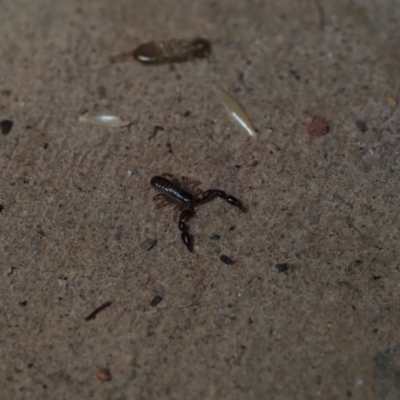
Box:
[213,87,256,138]
[78,114,131,128]
[110,38,211,64]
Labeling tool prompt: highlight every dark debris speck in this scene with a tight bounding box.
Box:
[150,295,163,307]
[37,229,45,237]
[0,120,13,135]
[97,86,106,99]
[166,142,173,154]
[355,120,368,133]
[210,234,221,240]
[220,255,235,265]
[0,205,3,213]
[85,301,112,321]
[19,301,27,306]
[289,69,301,80]
[275,263,289,273]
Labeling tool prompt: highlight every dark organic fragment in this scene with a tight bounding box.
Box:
[0,120,13,135]
[275,263,289,273]
[85,301,112,321]
[220,255,235,265]
[355,120,368,133]
[150,295,163,307]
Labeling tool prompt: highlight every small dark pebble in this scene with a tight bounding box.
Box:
[210,234,221,240]
[19,301,27,306]
[229,226,236,231]
[220,255,234,265]
[372,275,381,281]
[0,205,3,213]
[0,120,13,135]
[166,142,173,154]
[275,263,289,273]
[150,295,163,307]
[43,143,48,149]
[355,120,368,133]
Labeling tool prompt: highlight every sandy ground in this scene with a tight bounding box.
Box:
[1,0,400,399]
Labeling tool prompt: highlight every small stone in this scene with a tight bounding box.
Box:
[306,119,329,136]
[220,255,235,265]
[0,120,13,135]
[96,367,112,382]
[275,263,289,273]
[150,295,163,307]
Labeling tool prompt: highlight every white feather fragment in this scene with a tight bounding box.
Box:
[78,114,131,128]
[213,87,256,137]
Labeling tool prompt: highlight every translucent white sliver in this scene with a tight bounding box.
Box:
[78,114,131,128]
[213,87,256,137]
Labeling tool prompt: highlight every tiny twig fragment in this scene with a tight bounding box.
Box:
[85,301,112,321]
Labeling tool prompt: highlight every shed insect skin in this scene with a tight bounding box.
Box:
[150,173,244,253]
[132,38,211,64]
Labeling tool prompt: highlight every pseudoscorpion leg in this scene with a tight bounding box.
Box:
[201,190,244,211]
[178,209,195,253]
